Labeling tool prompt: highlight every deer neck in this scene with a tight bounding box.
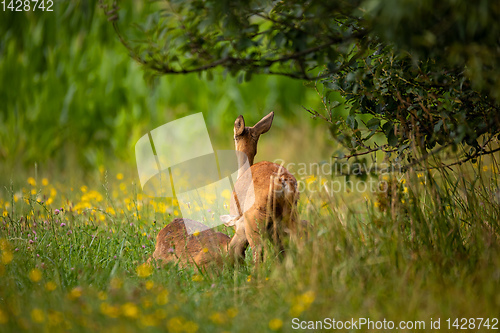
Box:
[236,153,253,179]
[236,149,255,179]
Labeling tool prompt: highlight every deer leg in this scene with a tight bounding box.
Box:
[244,210,267,265]
[228,220,248,265]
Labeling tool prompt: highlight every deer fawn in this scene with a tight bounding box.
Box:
[223,111,300,264]
[151,111,299,268]
[151,218,246,269]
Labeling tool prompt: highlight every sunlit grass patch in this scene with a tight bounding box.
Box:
[0,158,499,332]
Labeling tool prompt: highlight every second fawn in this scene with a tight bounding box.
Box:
[151,218,247,269]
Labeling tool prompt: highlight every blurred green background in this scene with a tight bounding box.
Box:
[0,0,333,180]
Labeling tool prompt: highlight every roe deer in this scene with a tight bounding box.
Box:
[151,112,300,269]
[224,111,300,264]
[151,218,246,269]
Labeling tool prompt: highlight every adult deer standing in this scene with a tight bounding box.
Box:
[225,111,300,264]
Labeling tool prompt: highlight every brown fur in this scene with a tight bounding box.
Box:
[152,218,230,268]
[229,112,300,263]
[150,112,301,269]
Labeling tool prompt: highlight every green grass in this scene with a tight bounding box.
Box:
[0,159,499,332]
[1,2,499,332]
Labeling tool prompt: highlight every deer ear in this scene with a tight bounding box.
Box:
[234,115,245,136]
[252,111,274,136]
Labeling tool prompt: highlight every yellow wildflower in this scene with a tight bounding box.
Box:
[301,290,316,305]
[136,263,153,278]
[167,317,185,332]
[42,178,49,186]
[27,177,36,186]
[31,308,45,323]
[269,318,283,331]
[44,281,57,291]
[305,175,317,185]
[289,290,316,317]
[106,206,116,215]
[1,251,12,265]
[184,321,199,333]
[209,312,226,325]
[100,303,120,318]
[145,280,154,290]
[29,268,42,282]
[121,302,139,319]
[221,189,231,200]
[68,287,82,300]
[289,303,305,317]
[116,173,124,180]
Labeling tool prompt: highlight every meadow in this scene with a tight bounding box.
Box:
[1,153,499,332]
[1,1,500,332]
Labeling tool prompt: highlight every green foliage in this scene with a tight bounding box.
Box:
[108,0,500,169]
[322,48,499,167]
[369,0,500,99]
[0,0,322,169]
[104,0,366,80]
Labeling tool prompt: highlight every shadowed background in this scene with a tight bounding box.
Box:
[0,0,341,184]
